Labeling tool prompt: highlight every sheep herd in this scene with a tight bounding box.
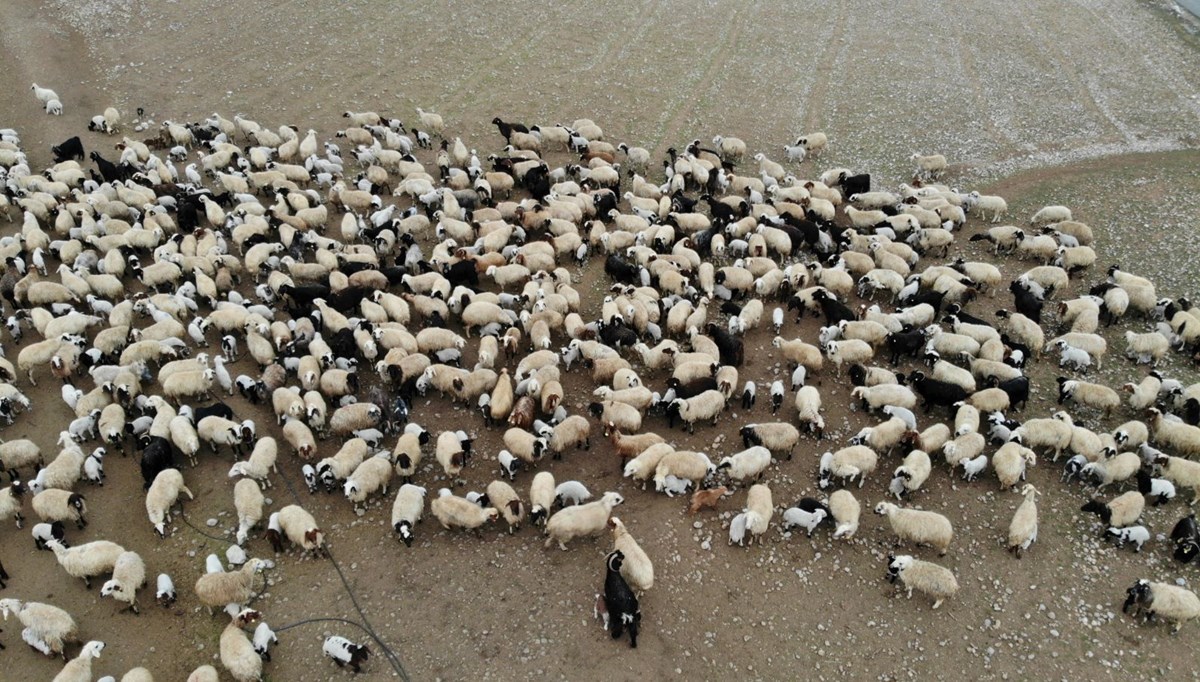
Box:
[2,82,1200,680]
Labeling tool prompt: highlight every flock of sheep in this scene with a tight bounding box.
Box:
[1,79,1200,680]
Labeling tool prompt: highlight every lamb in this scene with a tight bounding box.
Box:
[54,641,106,682]
[885,555,958,609]
[993,441,1037,490]
[739,422,801,460]
[960,454,989,481]
[729,483,773,546]
[1123,579,1200,632]
[0,597,78,658]
[228,437,278,490]
[688,485,729,515]
[826,489,861,539]
[1007,484,1039,558]
[888,449,932,500]
[1081,491,1145,529]
[431,493,498,534]
[1138,468,1176,506]
[220,609,263,682]
[781,498,830,536]
[391,484,426,546]
[554,480,592,507]
[717,446,772,484]
[32,489,87,530]
[324,634,372,673]
[544,491,624,550]
[233,478,264,546]
[267,505,325,556]
[1106,525,1151,552]
[32,520,67,549]
[252,620,278,662]
[818,446,878,489]
[485,479,525,533]
[873,502,953,555]
[1148,408,1200,459]
[609,517,653,592]
[99,551,146,613]
[46,538,125,588]
[146,468,194,537]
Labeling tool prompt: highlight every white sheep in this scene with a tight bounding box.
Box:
[1149,408,1200,459]
[874,502,953,555]
[31,489,87,529]
[911,153,947,179]
[1057,379,1120,417]
[1011,416,1073,461]
[830,489,860,539]
[146,468,194,537]
[850,384,917,413]
[220,609,263,682]
[0,438,42,480]
[55,641,105,682]
[609,516,653,592]
[430,493,498,533]
[343,454,394,512]
[194,559,266,612]
[1082,451,1141,492]
[886,555,958,609]
[485,479,525,533]
[824,339,874,376]
[966,191,1007,222]
[391,484,426,546]
[1124,580,1200,632]
[228,437,278,489]
[233,478,264,546]
[730,483,773,546]
[268,505,325,555]
[1030,205,1072,225]
[653,451,715,493]
[1106,525,1150,552]
[717,446,772,484]
[0,597,78,658]
[993,441,1036,489]
[888,449,932,500]
[669,389,725,433]
[544,491,624,550]
[1124,330,1170,366]
[794,385,825,437]
[739,423,801,460]
[781,501,828,537]
[100,550,146,613]
[818,446,878,489]
[1081,491,1145,529]
[1007,484,1039,557]
[46,538,125,588]
[1123,374,1162,411]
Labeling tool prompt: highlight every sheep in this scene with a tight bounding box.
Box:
[739,422,800,460]
[795,132,828,156]
[1124,330,1170,366]
[32,519,67,550]
[1149,408,1200,459]
[1123,579,1200,632]
[1081,451,1141,492]
[828,489,861,539]
[186,666,218,682]
[220,609,263,682]
[609,517,653,592]
[965,191,1007,222]
[1123,374,1163,411]
[502,428,545,465]
[730,483,773,546]
[391,484,426,546]
[544,491,624,550]
[1081,491,1145,529]
[545,415,592,459]
[54,640,106,682]
[32,489,87,530]
[717,446,772,484]
[1106,525,1151,552]
[911,153,948,179]
[888,449,932,500]
[818,446,878,489]
[0,597,78,658]
[851,384,917,413]
[1057,378,1120,418]
[267,505,325,556]
[233,478,264,546]
[653,451,715,494]
[328,402,383,437]
[1007,484,1039,557]
[1045,332,1107,368]
[46,538,125,588]
[794,386,826,437]
[824,339,874,376]
[485,480,525,533]
[145,469,194,537]
[1011,416,1074,461]
[1030,205,1072,225]
[282,419,316,460]
[343,454,394,512]
[781,498,830,536]
[959,454,989,481]
[99,551,146,613]
[324,634,372,673]
[850,417,912,456]
[992,441,1036,489]
[1154,454,1200,502]
[874,502,953,555]
[0,439,42,480]
[1138,467,1176,506]
[252,620,278,662]
[772,335,824,372]
[885,555,958,609]
[667,389,726,433]
[430,493,498,534]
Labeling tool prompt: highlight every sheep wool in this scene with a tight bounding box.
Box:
[219,609,263,682]
[1007,484,1039,558]
[609,516,653,592]
[0,598,78,658]
[146,468,195,537]
[100,550,147,613]
[887,555,959,609]
[874,502,953,555]
[544,491,624,550]
[194,558,267,610]
[485,479,525,533]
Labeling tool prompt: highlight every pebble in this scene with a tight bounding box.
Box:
[206,518,218,527]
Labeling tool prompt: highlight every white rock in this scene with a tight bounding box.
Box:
[226,545,247,565]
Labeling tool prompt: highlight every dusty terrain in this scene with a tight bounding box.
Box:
[2,1,1200,680]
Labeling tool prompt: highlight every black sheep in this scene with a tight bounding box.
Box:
[491,117,529,141]
[987,375,1030,411]
[603,550,641,648]
[1170,513,1199,563]
[193,403,235,424]
[666,376,718,400]
[139,437,176,490]
[908,371,968,413]
[604,255,641,285]
[741,382,756,410]
[839,173,870,198]
[1010,281,1043,323]
[814,289,856,326]
[886,328,925,365]
[51,136,84,163]
[705,323,744,367]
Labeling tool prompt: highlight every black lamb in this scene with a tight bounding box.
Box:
[603,550,641,648]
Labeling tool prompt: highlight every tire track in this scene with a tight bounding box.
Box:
[800,1,849,136]
[944,13,1019,152]
[650,5,742,158]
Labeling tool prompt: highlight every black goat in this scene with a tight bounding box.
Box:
[603,551,641,648]
[908,371,968,413]
[491,117,529,141]
[51,136,84,163]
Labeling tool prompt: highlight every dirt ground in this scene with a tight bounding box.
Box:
[3,1,1200,680]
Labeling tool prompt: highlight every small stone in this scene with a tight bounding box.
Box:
[206,518,218,527]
